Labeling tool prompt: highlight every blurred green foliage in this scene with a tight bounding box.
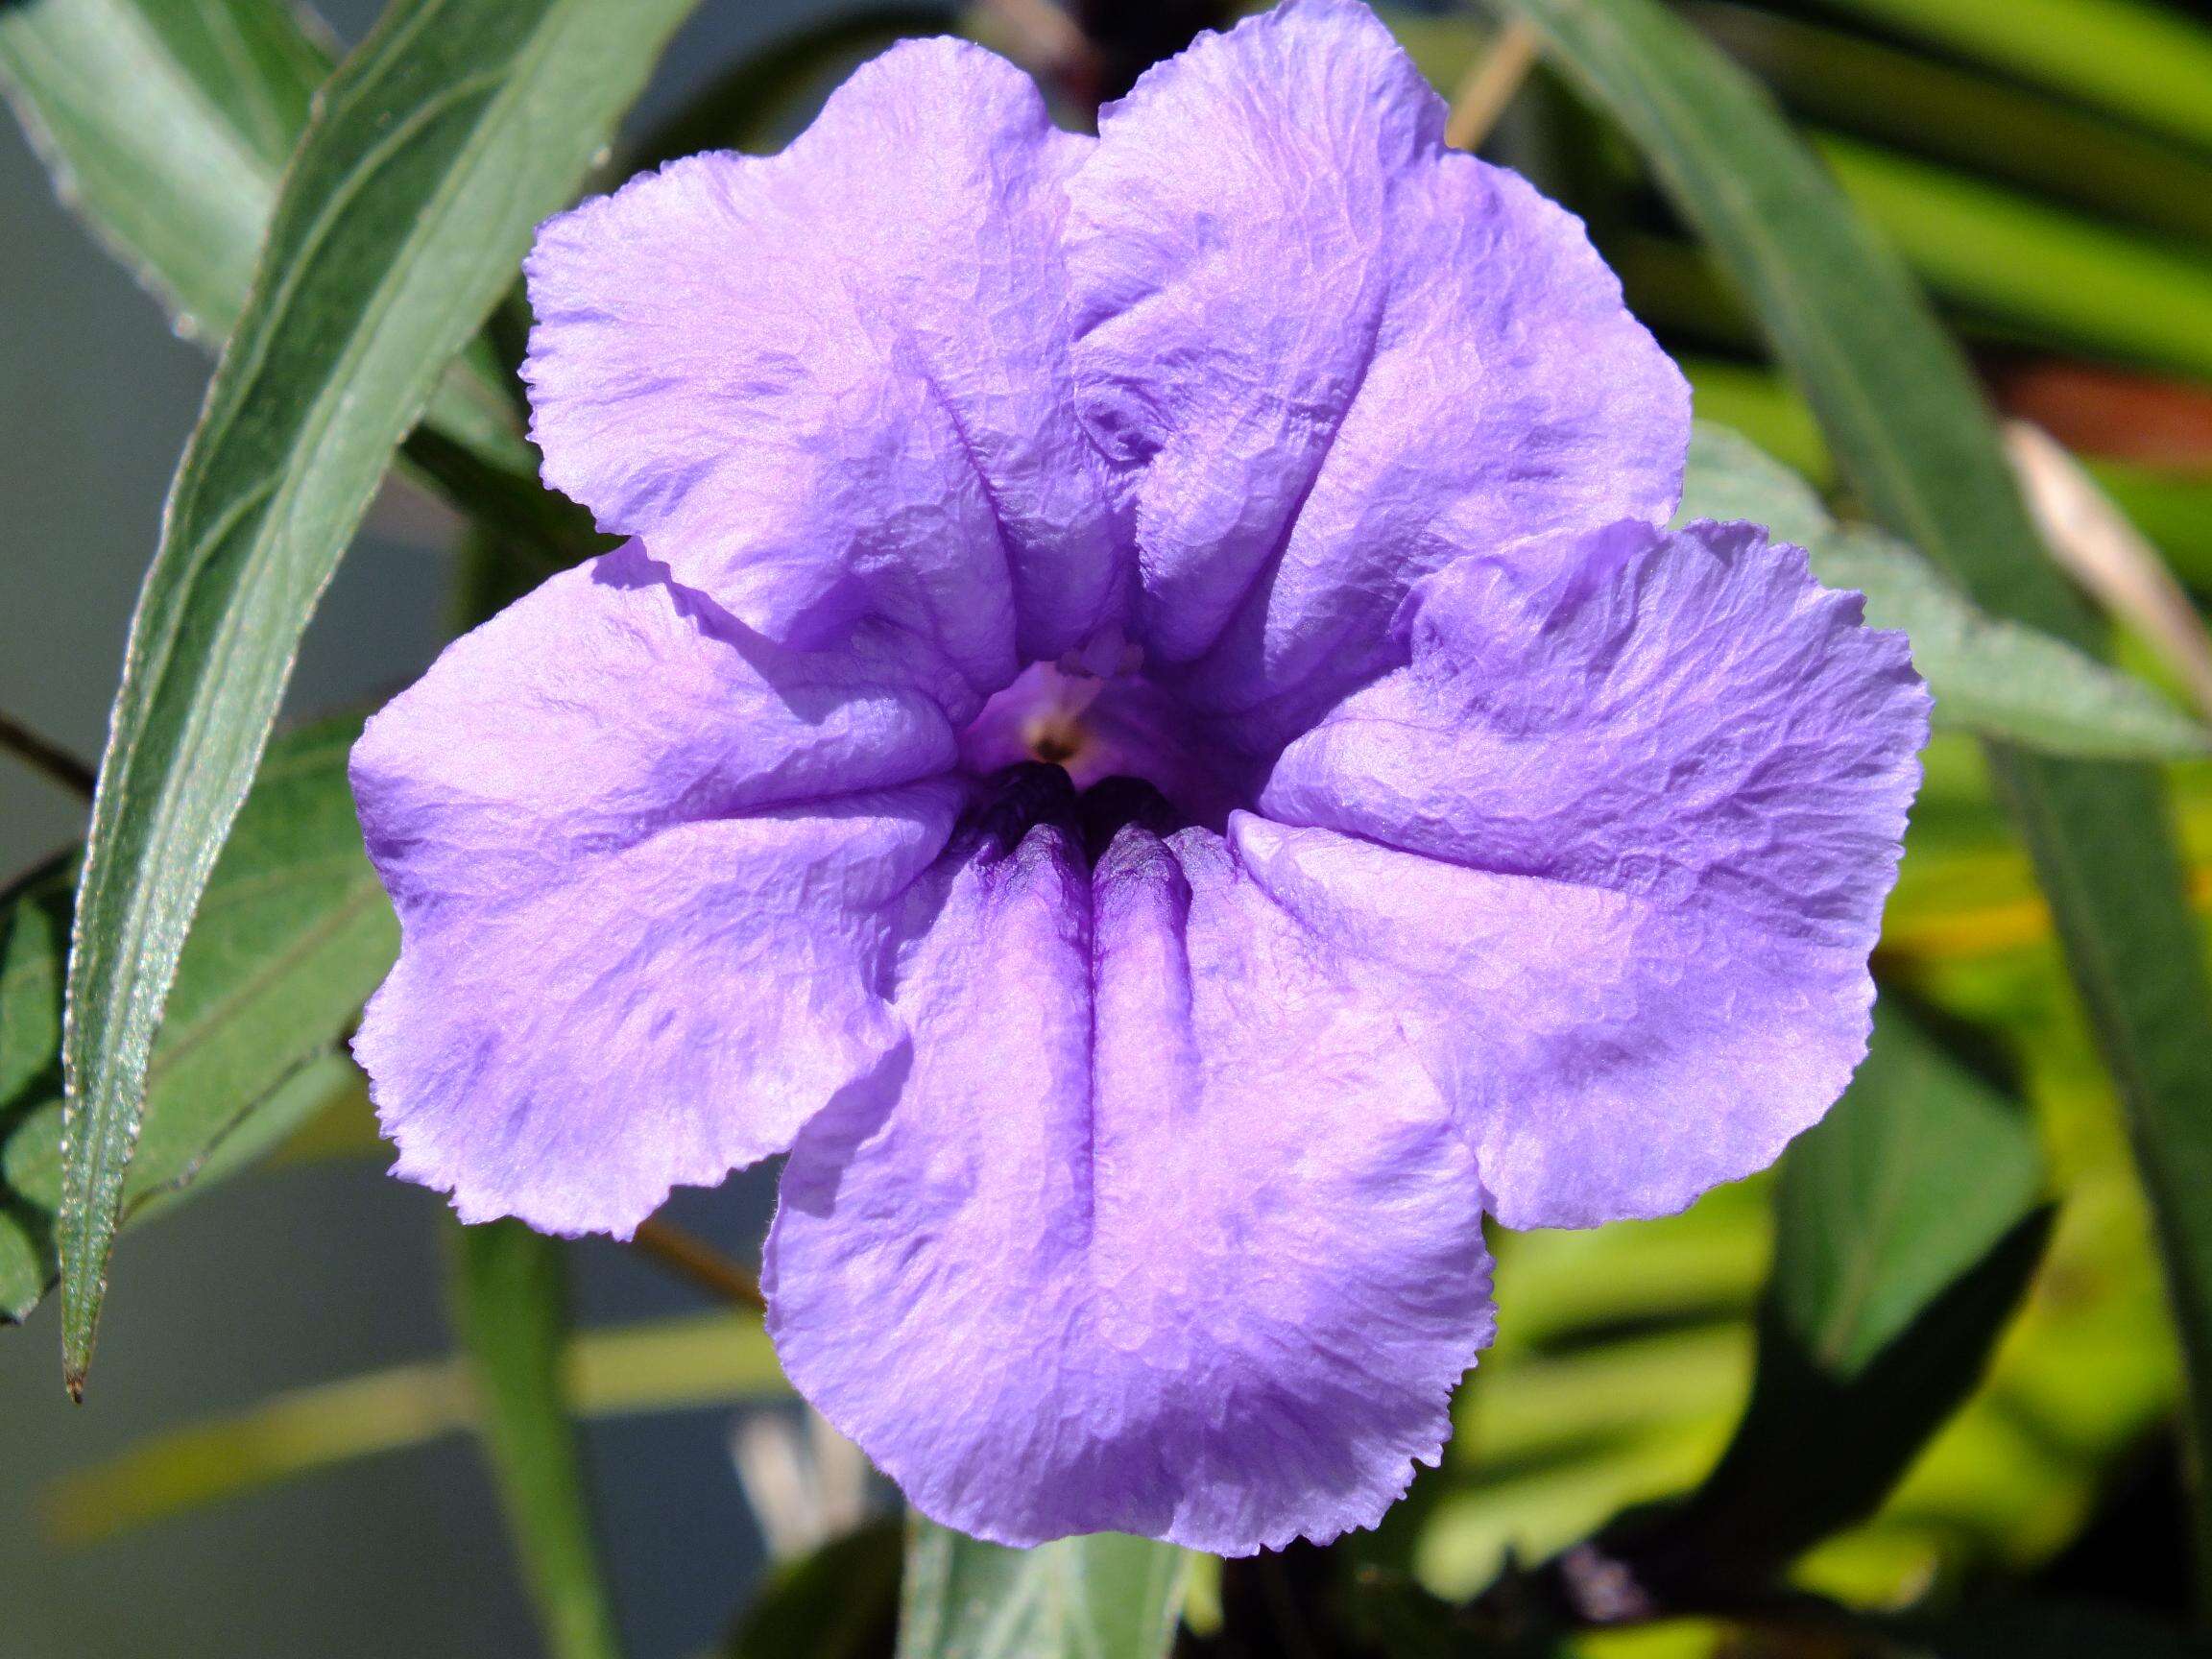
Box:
[5,0,2212,1656]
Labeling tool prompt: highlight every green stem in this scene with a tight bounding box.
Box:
[447,1221,626,1659]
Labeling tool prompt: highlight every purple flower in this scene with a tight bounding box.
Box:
[349,0,1928,1553]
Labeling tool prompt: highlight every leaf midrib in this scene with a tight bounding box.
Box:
[64,0,584,1213]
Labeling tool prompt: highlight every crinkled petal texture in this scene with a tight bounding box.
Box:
[766,771,1495,1553]
[1069,0,1690,745]
[1260,518,1932,1227]
[357,0,1929,1558]
[351,546,964,1237]
[523,38,1120,687]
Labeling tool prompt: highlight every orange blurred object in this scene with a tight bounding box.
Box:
[1987,356,2212,469]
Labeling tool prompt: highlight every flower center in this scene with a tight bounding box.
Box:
[955,631,1249,829]
[1022,712,1087,768]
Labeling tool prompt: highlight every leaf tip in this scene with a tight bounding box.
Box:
[61,1263,107,1406]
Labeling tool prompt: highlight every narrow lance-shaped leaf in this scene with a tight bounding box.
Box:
[1688,1,2212,248]
[0,0,533,474]
[1490,0,2212,1601]
[1815,527,2212,760]
[1805,0,2212,156]
[1677,356,2212,599]
[1815,133,2212,389]
[0,0,326,345]
[1676,422,2212,762]
[899,1516,1192,1659]
[1622,139,2212,393]
[57,0,702,1395]
[1,715,396,1323]
[448,1220,625,1659]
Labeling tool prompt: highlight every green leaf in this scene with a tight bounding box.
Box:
[1679,358,2212,595]
[1690,2,2212,248]
[1403,1181,1769,1600]
[1764,1001,2043,1380]
[1815,133,2212,386]
[1604,1005,2053,1584]
[1817,527,2212,762]
[725,1517,905,1659]
[0,0,534,476]
[1803,0,2212,158]
[0,0,327,345]
[55,0,701,1396]
[46,1309,788,1542]
[1675,420,1833,545]
[1493,0,2212,1599]
[1677,422,2212,761]
[1,715,397,1324]
[1690,2,2212,250]
[447,1220,624,1659]
[898,1516,1190,1659]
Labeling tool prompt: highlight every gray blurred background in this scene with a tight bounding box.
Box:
[0,3,865,1653]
